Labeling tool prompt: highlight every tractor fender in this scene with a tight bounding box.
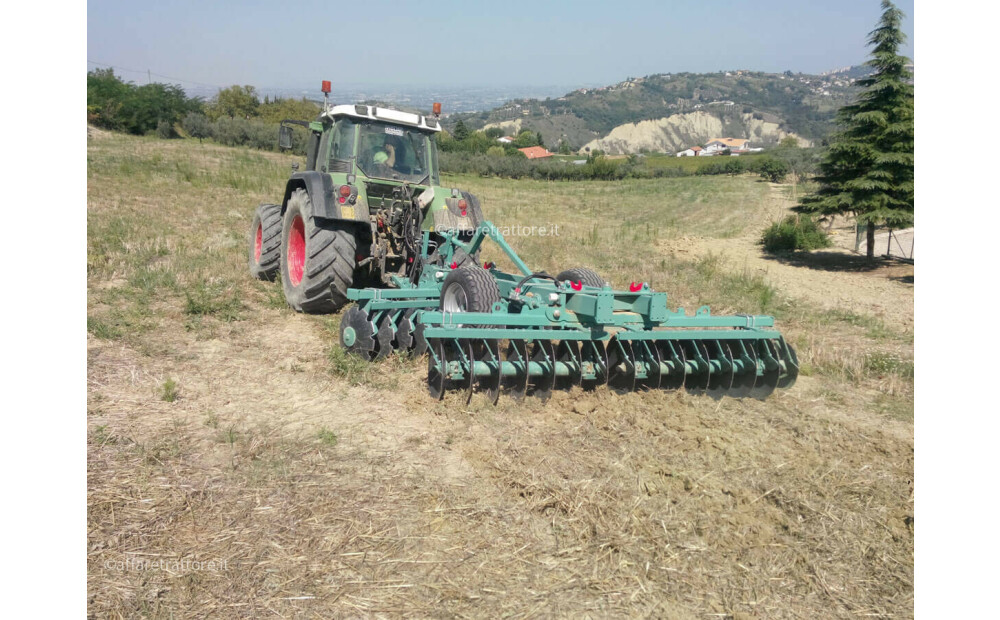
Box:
[281,172,369,224]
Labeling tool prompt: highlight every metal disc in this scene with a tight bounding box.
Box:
[340,305,377,360]
[684,341,711,396]
[658,341,686,391]
[706,341,735,400]
[395,309,416,352]
[503,340,529,401]
[529,340,555,402]
[607,336,636,393]
[476,339,502,405]
[554,340,581,390]
[451,339,475,404]
[750,339,779,400]
[580,340,608,391]
[373,312,396,361]
[427,339,445,400]
[776,338,800,389]
[633,339,662,391]
[413,319,429,356]
[728,340,757,399]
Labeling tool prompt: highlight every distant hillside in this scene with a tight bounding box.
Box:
[452,69,870,154]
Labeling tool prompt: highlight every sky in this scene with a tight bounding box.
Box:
[87,0,915,91]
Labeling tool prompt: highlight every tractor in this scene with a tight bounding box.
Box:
[248,81,798,402]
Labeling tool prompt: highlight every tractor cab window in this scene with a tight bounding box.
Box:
[327,118,356,173]
[357,121,432,184]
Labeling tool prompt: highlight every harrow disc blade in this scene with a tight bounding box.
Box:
[684,341,712,396]
[749,340,780,400]
[413,318,429,357]
[475,339,502,405]
[395,309,416,352]
[427,339,445,400]
[706,341,735,400]
[607,336,636,394]
[657,341,686,391]
[373,312,396,361]
[340,305,377,360]
[776,339,800,389]
[458,339,475,405]
[503,340,529,401]
[728,340,757,399]
[554,341,582,390]
[633,339,662,391]
[529,340,555,402]
[580,340,608,391]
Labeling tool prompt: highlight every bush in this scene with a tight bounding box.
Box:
[761,215,832,252]
[156,120,174,139]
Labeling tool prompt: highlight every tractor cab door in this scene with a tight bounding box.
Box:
[316,118,357,175]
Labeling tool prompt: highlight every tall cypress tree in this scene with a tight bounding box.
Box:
[796,0,914,259]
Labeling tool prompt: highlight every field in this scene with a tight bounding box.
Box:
[88,130,913,618]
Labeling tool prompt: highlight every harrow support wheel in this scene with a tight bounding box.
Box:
[555,267,606,289]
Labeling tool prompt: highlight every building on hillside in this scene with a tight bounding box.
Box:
[497,136,514,144]
[705,138,750,154]
[518,146,553,160]
[676,146,703,157]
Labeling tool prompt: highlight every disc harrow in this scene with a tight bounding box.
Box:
[339,221,799,402]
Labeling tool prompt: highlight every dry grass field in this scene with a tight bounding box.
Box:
[88,131,913,618]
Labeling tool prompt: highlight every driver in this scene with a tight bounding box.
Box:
[372,135,403,172]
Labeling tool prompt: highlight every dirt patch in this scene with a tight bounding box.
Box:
[659,234,913,330]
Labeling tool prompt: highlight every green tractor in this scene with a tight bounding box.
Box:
[249,82,798,402]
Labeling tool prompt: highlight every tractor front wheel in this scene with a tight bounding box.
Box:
[248,203,282,280]
[280,189,357,314]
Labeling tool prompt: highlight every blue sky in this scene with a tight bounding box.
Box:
[87,0,915,90]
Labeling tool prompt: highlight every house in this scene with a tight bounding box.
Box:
[676,146,703,157]
[518,146,553,160]
[704,138,750,154]
[497,136,514,144]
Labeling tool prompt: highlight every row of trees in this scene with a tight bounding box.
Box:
[87,70,321,139]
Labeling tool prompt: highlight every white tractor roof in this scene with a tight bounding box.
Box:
[321,104,442,132]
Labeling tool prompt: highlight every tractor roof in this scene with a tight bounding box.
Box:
[321,104,442,132]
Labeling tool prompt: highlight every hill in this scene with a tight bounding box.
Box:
[452,69,867,154]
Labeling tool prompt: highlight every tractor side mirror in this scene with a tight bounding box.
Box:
[278,125,293,150]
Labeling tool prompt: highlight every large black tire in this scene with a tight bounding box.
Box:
[280,189,357,314]
[248,203,282,280]
[556,267,606,288]
[441,267,501,317]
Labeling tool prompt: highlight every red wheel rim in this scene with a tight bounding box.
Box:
[254,222,262,263]
[288,215,305,286]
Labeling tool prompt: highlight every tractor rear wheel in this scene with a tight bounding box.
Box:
[280,189,357,314]
[556,267,606,288]
[248,203,282,280]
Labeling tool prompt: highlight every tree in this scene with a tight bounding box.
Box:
[795,0,913,260]
[209,85,260,120]
[779,136,800,148]
[453,119,470,141]
[182,112,211,143]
